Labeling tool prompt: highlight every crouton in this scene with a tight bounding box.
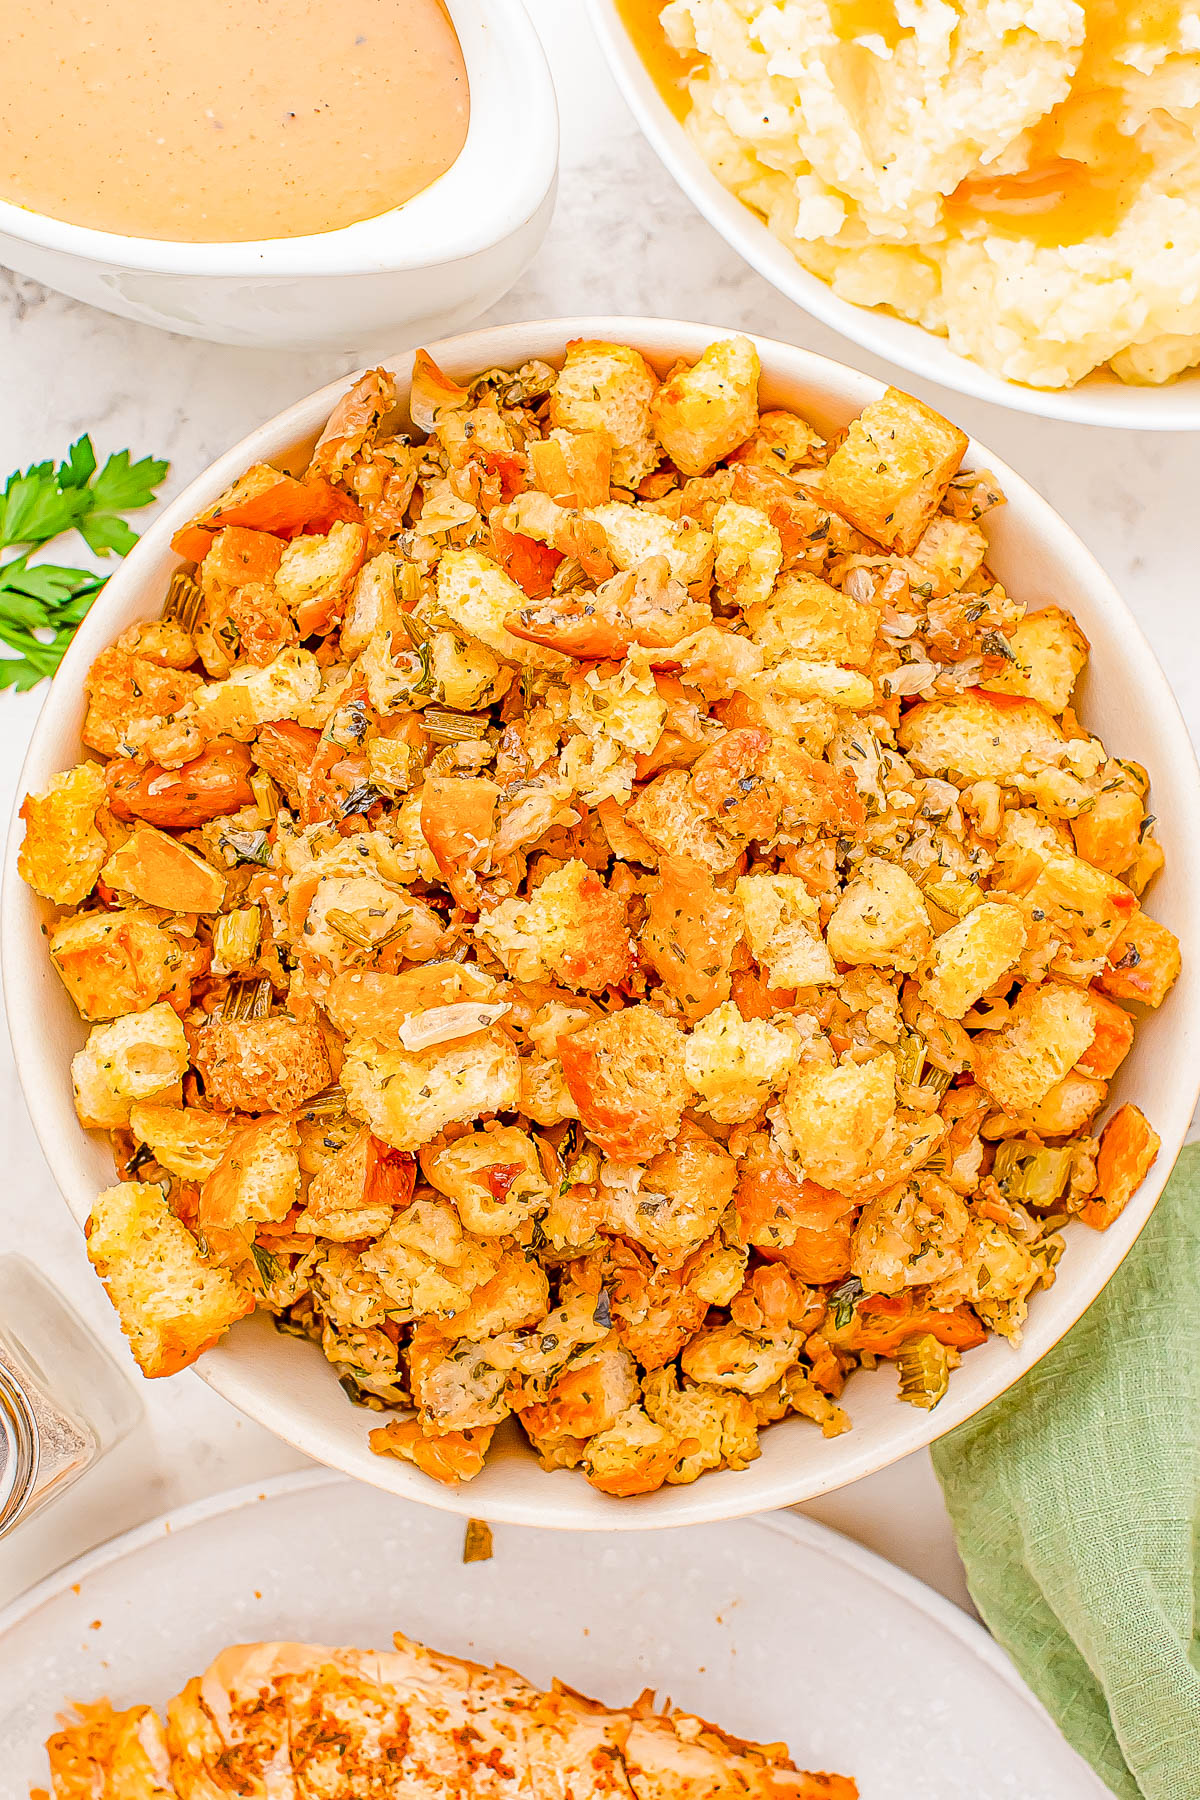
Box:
[128,1101,236,1181]
[735,872,838,989]
[436,548,570,671]
[641,857,741,1022]
[763,656,874,710]
[190,647,321,740]
[339,550,402,657]
[982,606,1089,714]
[518,1343,640,1441]
[44,1700,172,1799]
[908,514,987,596]
[679,1323,798,1396]
[781,1053,898,1189]
[582,1403,678,1497]
[548,340,660,489]
[598,1120,737,1266]
[194,1013,332,1113]
[586,502,714,591]
[651,336,760,477]
[474,860,631,993]
[557,1003,690,1161]
[822,388,968,553]
[628,768,741,873]
[342,1027,521,1153]
[17,760,108,906]
[82,648,201,756]
[971,981,1096,1114]
[684,1000,799,1124]
[745,570,876,668]
[198,1116,301,1236]
[274,520,368,631]
[826,857,931,973]
[919,901,1027,1018]
[359,1198,501,1320]
[1001,844,1137,964]
[297,1128,414,1242]
[898,689,1063,783]
[1071,784,1145,876]
[50,907,195,1023]
[851,1174,970,1297]
[421,1123,548,1236]
[1076,989,1135,1080]
[712,499,782,610]
[641,1364,760,1483]
[1098,911,1181,1009]
[72,1003,190,1130]
[987,1070,1107,1137]
[86,1181,253,1376]
[567,655,667,755]
[101,824,226,914]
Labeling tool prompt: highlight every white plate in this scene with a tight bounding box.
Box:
[0,1469,1108,1799]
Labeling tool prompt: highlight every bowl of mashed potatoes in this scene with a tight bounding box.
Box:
[592,0,1200,426]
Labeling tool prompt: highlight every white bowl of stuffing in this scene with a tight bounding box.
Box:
[5,318,1198,1527]
[589,2,1200,428]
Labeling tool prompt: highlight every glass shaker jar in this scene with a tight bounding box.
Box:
[0,1254,141,1537]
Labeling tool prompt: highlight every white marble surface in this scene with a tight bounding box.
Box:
[1,0,1197,1619]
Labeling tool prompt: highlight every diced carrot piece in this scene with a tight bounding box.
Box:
[1098,911,1181,1009]
[488,518,563,600]
[848,1295,987,1359]
[1080,1102,1161,1229]
[1077,989,1136,1080]
[170,522,215,562]
[106,741,255,828]
[201,527,285,590]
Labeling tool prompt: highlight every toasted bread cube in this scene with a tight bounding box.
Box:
[628,768,740,873]
[1071,786,1145,876]
[274,520,368,614]
[548,339,660,489]
[971,981,1096,1114]
[342,1027,521,1153]
[191,646,322,740]
[982,606,1089,714]
[745,571,877,668]
[557,1003,690,1162]
[767,656,874,710]
[422,1123,548,1237]
[359,1196,502,1320]
[1098,911,1181,1009]
[474,859,631,993]
[986,1070,1108,1137]
[684,1001,799,1125]
[128,1101,237,1181]
[826,857,931,973]
[436,548,570,672]
[51,908,193,1022]
[822,388,968,553]
[919,901,1027,1019]
[17,760,108,906]
[194,1013,332,1114]
[712,500,782,611]
[86,1180,253,1376]
[340,550,402,657]
[101,824,226,914]
[735,872,837,989]
[82,648,201,756]
[569,655,667,756]
[198,1115,301,1236]
[72,1002,189,1130]
[908,514,987,597]
[582,1403,677,1498]
[641,1364,760,1483]
[44,1699,173,1798]
[1011,846,1137,963]
[586,502,714,590]
[898,689,1063,783]
[1081,1102,1161,1229]
[1076,989,1135,1080]
[651,336,760,477]
[781,1052,897,1189]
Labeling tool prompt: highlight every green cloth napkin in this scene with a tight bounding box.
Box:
[932,1144,1200,1799]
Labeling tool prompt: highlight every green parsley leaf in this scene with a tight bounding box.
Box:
[0,437,168,690]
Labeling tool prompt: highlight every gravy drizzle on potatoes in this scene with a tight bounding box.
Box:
[18,338,1179,1495]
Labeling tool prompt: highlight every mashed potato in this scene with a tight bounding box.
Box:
[661,0,1200,387]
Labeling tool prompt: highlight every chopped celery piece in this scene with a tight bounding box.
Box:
[992,1140,1075,1209]
[897,1333,953,1410]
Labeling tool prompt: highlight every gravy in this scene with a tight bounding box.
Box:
[0,0,469,242]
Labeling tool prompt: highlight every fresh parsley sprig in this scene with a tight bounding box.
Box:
[0,435,168,692]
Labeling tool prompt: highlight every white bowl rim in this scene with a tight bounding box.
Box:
[584,0,1200,431]
[6,313,1200,1530]
[0,0,558,277]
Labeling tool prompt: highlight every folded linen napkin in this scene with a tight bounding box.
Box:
[932,1144,1200,1800]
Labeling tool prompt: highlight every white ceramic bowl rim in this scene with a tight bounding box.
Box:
[0,0,557,276]
[584,0,1200,430]
[6,315,1200,1530]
